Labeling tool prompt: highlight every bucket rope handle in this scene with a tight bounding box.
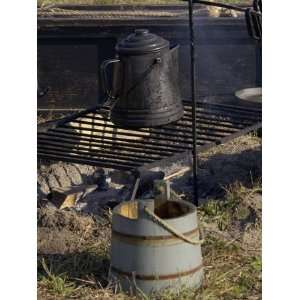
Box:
[144,206,204,245]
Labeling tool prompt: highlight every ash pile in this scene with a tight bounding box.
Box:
[38,161,131,215]
[37,160,179,216]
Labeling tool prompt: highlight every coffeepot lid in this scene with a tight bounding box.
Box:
[116,29,169,55]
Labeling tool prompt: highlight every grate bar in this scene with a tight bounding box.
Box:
[183,105,261,122]
[182,100,261,111]
[71,118,232,140]
[38,152,134,171]
[38,132,176,156]
[38,146,147,166]
[60,122,220,144]
[137,121,262,172]
[38,137,168,161]
[41,130,188,153]
[38,144,155,165]
[176,114,248,128]
[77,115,239,136]
[38,101,262,171]
[56,125,196,149]
[46,127,200,150]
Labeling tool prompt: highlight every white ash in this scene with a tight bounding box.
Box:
[37,160,107,197]
[37,160,132,215]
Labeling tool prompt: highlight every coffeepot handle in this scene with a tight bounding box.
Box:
[100,58,120,99]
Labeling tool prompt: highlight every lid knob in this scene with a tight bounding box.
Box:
[116,29,169,55]
[134,29,149,35]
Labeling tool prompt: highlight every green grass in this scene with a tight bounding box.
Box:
[199,181,261,230]
[200,237,261,299]
[39,258,78,297]
[197,181,262,299]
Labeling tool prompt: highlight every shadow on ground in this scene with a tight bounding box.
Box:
[37,206,111,288]
[171,145,262,201]
[38,251,110,287]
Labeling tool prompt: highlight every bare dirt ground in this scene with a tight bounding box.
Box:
[37,133,261,300]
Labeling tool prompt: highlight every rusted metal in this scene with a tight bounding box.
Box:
[110,263,203,280]
[112,227,199,243]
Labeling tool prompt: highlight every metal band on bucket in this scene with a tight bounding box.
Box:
[111,263,203,281]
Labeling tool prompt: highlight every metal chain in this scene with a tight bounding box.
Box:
[144,206,204,245]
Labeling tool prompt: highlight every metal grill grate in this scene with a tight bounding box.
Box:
[38,101,261,171]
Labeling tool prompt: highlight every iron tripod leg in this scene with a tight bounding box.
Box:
[188,0,199,206]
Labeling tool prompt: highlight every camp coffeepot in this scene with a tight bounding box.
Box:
[100,29,184,128]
